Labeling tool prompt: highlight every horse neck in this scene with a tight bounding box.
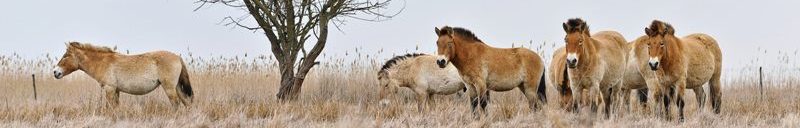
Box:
[77,50,119,80]
[579,36,601,67]
[450,39,484,68]
[660,36,685,72]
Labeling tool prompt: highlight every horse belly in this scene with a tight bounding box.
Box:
[113,66,161,95]
[486,76,520,91]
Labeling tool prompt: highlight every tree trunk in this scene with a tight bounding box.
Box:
[276,57,298,100]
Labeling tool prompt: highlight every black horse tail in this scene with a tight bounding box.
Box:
[538,68,547,104]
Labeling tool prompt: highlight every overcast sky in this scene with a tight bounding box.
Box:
[1,0,798,69]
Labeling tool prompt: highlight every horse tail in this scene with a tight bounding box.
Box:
[178,62,194,101]
[537,68,547,104]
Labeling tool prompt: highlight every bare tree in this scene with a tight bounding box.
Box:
[195,0,399,100]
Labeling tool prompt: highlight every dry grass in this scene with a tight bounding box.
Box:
[0,50,799,127]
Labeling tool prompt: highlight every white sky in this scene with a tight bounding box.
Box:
[1,0,798,69]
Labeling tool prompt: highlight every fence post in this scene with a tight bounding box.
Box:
[759,67,763,100]
[32,74,37,100]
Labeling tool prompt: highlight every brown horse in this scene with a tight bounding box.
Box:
[433,26,547,116]
[54,42,194,108]
[549,47,592,111]
[561,18,628,117]
[638,20,723,121]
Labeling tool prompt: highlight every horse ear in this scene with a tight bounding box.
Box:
[645,27,655,36]
[562,23,570,33]
[435,27,441,36]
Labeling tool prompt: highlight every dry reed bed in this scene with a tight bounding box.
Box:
[0,53,799,127]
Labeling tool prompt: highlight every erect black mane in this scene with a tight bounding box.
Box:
[441,26,483,42]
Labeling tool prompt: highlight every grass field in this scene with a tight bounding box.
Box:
[1,51,799,127]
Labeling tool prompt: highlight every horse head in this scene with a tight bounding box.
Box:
[54,42,84,79]
[644,20,677,71]
[562,18,591,69]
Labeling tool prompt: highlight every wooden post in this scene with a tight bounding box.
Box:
[759,67,763,100]
[32,74,37,100]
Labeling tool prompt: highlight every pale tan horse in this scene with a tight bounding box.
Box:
[434,26,547,116]
[636,20,722,121]
[561,18,628,117]
[54,42,194,108]
[552,46,651,112]
[377,53,466,111]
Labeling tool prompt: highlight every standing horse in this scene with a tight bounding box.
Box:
[549,47,592,111]
[53,42,194,108]
[377,53,466,111]
[638,20,723,121]
[553,45,650,112]
[561,18,628,117]
[433,26,547,116]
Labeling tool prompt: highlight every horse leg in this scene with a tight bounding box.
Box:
[637,89,649,113]
[472,80,489,116]
[662,86,674,120]
[463,82,480,117]
[413,88,428,112]
[589,83,604,117]
[160,79,182,110]
[692,86,706,112]
[427,93,436,109]
[103,85,119,108]
[519,82,542,111]
[676,79,688,122]
[620,88,631,113]
[602,85,614,119]
[709,72,723,114]
[569,83,583,113]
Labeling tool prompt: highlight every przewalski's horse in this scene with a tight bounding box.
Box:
[638,20,723,121]
[54,42,194,108]
[549,47,592,111]
[377,53,466,111]
[433,26,547,116]
[561,18,628,117]
[553,46,650,112]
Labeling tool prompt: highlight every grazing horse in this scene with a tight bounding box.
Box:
[638,20,723,121]
[53,42,194,108]
[377,53,466,111]
[433,26,547,116]
[561,18,628,117]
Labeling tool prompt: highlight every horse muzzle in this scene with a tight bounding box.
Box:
[648,62,659,71]
[54,70,63,79]
[436,59,447,68]
[566,59,578,69]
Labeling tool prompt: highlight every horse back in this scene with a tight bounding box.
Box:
[681,33,722,87]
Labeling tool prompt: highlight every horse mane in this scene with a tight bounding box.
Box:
[564,18,590,34]
[378,53,426,75]
[440,26,483,43]
[647,20,675,36]
[69,41,116,53]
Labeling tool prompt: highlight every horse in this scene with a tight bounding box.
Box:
[552,45,651,113]
[549,47,593,111]
[377,53,466,111]
[561,18,628,117]
[53,42,194,109]
[433,26,547,116]
[637,20,723,121]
